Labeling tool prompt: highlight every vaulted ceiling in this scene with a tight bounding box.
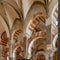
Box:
[0,0,58,44]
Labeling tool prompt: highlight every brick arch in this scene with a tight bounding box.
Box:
[1,31,9,46]
[29,14,47,32]
[12,29,23,40]
[13,44,24,53]
[11,29,23,59]
[28,31,46,44]
[13,43,24,60]
[28,31,46,59]
[25,1,47,34]
[26,14,47,38]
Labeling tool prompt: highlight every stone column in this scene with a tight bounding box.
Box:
[9,31,13,60]
[9,37,15,60]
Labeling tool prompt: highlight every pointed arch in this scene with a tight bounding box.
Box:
[25,0,47,19]
[26,14,47,38]
[2,1,23,21]
[0,15,10,37]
